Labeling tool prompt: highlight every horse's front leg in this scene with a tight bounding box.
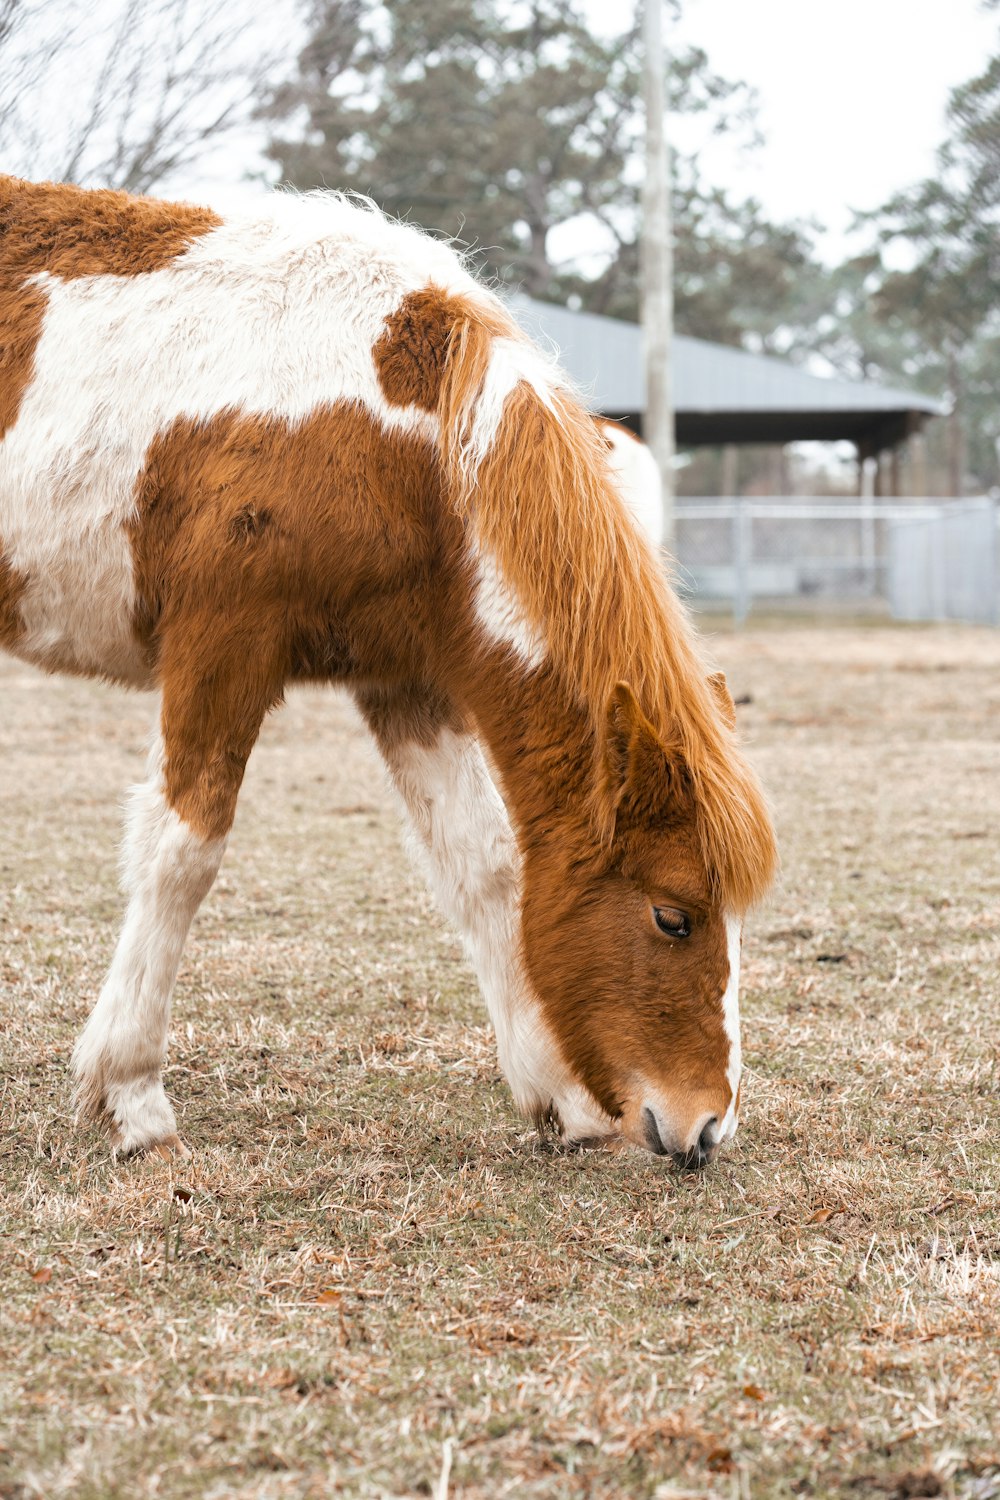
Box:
[356,686,564,1122]
[71,732,226,1155]
[72,637,281,1156]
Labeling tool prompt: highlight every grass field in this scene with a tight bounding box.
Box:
[1,623,998,1500]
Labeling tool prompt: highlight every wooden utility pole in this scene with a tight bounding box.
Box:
[946,348,965,498]
[641,0,675,547]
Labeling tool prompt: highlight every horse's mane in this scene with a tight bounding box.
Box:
[437,295,778,913]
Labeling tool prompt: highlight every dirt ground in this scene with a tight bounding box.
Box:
[1,622,998,1500]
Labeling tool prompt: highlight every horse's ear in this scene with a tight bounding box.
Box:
[708,671,737,731]
[604,683,686,816]
[605,683,645,786]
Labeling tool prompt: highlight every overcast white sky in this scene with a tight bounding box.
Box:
[655,0,996,256]
[160,0,996,266]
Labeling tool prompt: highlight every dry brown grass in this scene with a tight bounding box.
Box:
[1,623,998,1500]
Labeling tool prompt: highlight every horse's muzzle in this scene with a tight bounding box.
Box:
[640,1105,725,1167]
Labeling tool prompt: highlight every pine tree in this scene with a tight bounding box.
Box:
[861,28,1000,491]
[261,0,797,326]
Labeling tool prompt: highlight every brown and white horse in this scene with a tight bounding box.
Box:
[0,177,777,1165]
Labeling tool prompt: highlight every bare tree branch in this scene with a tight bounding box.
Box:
[0,0,22,47]
[0,0,288,194]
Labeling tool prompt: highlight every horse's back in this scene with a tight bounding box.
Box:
[0,179,473,686]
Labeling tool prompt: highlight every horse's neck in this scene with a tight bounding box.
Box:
[445,645,594,843]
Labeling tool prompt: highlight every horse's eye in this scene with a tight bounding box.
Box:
[653,906,691,939]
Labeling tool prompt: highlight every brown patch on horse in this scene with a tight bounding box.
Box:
[0,280,47,440]
[0,174,221,281]
[0,548,27,647]
[374,288,456,411]
[126,401,460,841]
[358,680,465,754]
[375,284,513,414]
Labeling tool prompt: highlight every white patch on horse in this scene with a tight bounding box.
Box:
[599,422,665,549]
[71,735,226,1152]
[470,541,546,669]
[0,193,487,684]
[461,336,558,479]
[717,915,743,1140]
[377,724,609,1140]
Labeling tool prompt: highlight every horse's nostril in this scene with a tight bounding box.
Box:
[642,1110,722,1163]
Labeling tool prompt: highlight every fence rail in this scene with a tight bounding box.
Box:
[671,497,1000,626]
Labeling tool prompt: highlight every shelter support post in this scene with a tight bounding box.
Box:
[909,428,929,498]
[873,452,884,498]
[769,446,789,497]
[857,442,877,595]
[720,443,738,497]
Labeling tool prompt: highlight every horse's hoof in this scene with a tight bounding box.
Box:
[148,1134,192,1162]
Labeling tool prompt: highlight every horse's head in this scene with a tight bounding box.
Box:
[515,675,750,1166]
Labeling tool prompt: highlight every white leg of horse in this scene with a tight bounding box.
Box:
[358,692,603,1136]
[71,738,226,1155]
[71,613,282,1155]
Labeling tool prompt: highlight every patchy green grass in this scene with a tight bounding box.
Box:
[1,625,998,1500]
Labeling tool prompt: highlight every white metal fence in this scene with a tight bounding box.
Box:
[672,497,1000,626]
[887,498,999,626]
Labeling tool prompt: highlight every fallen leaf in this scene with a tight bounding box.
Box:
[743,1383,766,1401]
[259,1368,300,1391]
[30,1267,52,1284]
[315,1288,342,1305]
[807,1206,843,1224]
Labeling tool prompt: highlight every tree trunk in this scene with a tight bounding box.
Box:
[522,218,551,297]
[909,431,929,497]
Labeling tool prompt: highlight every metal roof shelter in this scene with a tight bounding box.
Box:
[509,294,944,453]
